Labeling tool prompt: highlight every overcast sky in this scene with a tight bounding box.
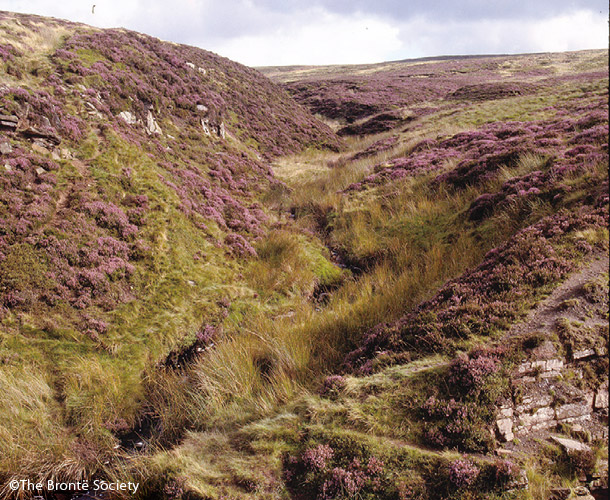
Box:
[3,1,609,66]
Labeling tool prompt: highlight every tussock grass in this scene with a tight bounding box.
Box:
[0,365,81,486]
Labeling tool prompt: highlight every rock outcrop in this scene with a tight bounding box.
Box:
[496,346,608,442]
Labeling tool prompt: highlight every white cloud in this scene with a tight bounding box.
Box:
[396,9,608,58]
[1,2,607,65]
[213,9,402,65]
[528,10,609,52]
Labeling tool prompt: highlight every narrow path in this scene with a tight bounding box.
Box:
[507,253,608,339]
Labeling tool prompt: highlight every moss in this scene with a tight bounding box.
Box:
[0,243,50,302]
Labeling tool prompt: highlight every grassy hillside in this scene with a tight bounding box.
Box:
[0,10,342,483]
[1,11,608,500]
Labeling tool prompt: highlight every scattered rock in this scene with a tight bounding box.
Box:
[145,110,162,135]
[85,102,104,119]
[594,382,608,409]
[570,423,591,441]
[21,126,60,144]
[186,62,206,74]
[31,140,50,155]
[573,348,596,360]
[4,163,11,172]
[499,405,514,418]
[518,406,556,431]
[201,118,211,135]
[556,402,591,421]
[0,114,18,129]
[589,459,609,490]
[118,111,137,125]
[573,486,595,499]
[496,417,514,441]
[551,435,592,453]
[506,470,529,491]
[0,141,12,154]
[35,167,46,176]
[515,393,553,413]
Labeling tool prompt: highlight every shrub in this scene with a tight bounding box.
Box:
[448,350,500,394]
[283,444,386,500]
[420,397,496,453]
[489,459,519,485]
[319,375,347,400]
[448,459,479,489]
[302,444,334,472]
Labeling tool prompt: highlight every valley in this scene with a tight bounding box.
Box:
[0,11,608,500]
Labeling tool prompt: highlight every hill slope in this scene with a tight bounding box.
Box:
[0,10,342,483]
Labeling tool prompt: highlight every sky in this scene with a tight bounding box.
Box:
[2,1,609,66]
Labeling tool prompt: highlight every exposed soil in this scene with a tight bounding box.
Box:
[508,253,609,339]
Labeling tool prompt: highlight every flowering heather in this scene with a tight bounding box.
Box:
[420,396,494,451]
[224,233,257,258]
[338,111,407,137]
[349,135,399,161]
[0,42,20,62]
[489,459,519,485]
[448,459,479,489]
[280,56,513,122]
[53,28,340,157]
[448,349,501,394]
[283,444,386,500]
[196,324,217,345]
[347,110,608,192]
[0,86,85,140]
[448,82,536,101]
[83,201,138,238]
[302,444,334,471]
[318,374,347,399]
[275,53,586,123]
[0,144,145,311]
[2,16,347,276]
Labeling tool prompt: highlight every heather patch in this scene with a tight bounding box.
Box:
[0,86,85,140]
[0,42,20,62]
[347,110,608,193]
[0,14,607,498]
[53,29,340,158]
[348,135,399,161]
[279,56,522,123]
[283,438,390,500]
[447,82,536,101]
[337,111,409,137]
